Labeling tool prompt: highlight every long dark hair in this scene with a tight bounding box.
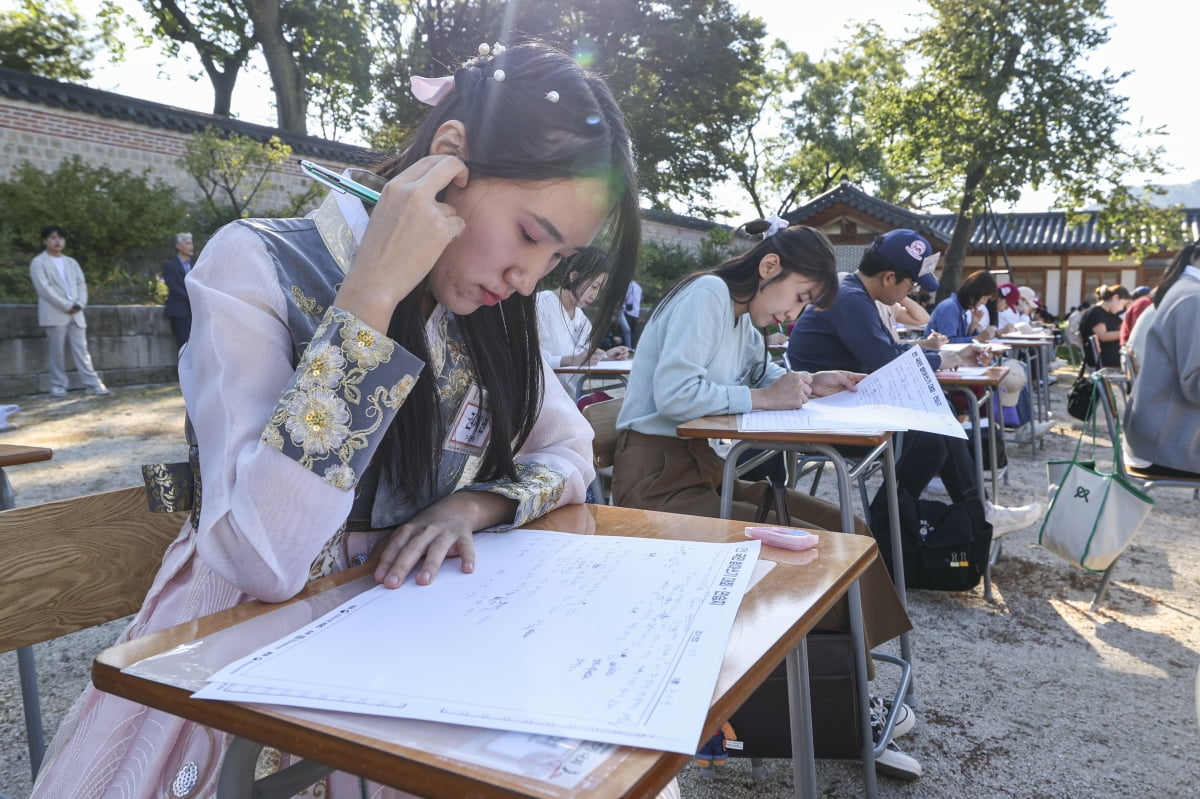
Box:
[956,270,998,309]
[1153,242,1199,308]
[653,222,839,323]
[372,43,640,501]
[557,246,609,301]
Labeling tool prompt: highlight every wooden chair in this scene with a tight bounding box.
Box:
[580,396,623,504]
[1089,374,1200,609]
[0,486,186,787]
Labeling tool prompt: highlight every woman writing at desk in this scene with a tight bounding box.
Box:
[611,221,917,778]
[536,247,630,395]
[33,43,641,799]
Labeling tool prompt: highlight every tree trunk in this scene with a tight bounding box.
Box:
[938,165,985,301]
[208,60,240,117]
[244,0,307,136]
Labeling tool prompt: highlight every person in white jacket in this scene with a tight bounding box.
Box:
[28,225,109,396]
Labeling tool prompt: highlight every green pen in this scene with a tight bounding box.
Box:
[299,159,381,206]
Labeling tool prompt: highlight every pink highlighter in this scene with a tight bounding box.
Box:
[744,525,820,551]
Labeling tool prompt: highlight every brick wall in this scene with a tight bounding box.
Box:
[641,217,714,252]
[0,305,179,399]
[0,97,332,210]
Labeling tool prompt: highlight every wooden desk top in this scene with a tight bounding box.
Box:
[935,365,1011,386]
[677,414,891,447]
[0,444,53,468]
[551,360,634,375]
[94,504,876,799]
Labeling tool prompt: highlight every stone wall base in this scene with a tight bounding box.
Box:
[0,305,179,398]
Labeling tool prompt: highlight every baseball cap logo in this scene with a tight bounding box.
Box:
[904,239,927,261]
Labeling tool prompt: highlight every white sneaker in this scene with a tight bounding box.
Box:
[1048,358,1068,371]
[876,740,923,780]
[985,500,1044,538]
[870,695,915,741]
[1032,421,1054,437]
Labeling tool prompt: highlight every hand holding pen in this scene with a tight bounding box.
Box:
[312,157,469,334]
[756,353,811,409]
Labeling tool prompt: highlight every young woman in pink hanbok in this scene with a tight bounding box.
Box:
[31,42,643,799]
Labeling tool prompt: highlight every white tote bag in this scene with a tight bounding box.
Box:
[1040,436,1154,572]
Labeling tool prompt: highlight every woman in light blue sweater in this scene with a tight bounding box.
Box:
[613,221,861,525]
[612,222,916,775]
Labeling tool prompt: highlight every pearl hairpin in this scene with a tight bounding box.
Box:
[545,91,560,103]
[493,70,506,82]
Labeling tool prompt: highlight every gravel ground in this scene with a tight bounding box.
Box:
[1,374,1197,798]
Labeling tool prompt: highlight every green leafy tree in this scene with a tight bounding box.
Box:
[883,0,1174,296]
[178,126,303,226]
[636,227,736,306]
[767,24,913,214]
[140,0,373,136]
[368,0,767,216]
[0,0,131,81]
[0,156,186,302]
[138,0,257,118]
[716,39,799,219]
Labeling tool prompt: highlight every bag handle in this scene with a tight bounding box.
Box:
[1068,375,1102,463]
[1095,374,1131,476]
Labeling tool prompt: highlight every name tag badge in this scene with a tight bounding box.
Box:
[445,384,491,457]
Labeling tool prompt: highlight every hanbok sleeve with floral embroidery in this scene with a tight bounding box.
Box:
[180,223,423,602]
[464,359,595,528]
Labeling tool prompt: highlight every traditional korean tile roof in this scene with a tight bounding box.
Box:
[785,180,1200,253]
[0,66,384,166]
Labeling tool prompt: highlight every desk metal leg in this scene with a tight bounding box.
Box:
[218,737,334,799]
[986,388,999,502]
[720,437,914,793]
[878,441,915,706]
[17,646,45,778]
[785,638,818,799]
[3,466,47,780]
[946,386,986,499]
[848,581,878,799]
[0,467,13,511]
[1028,349,1045,453]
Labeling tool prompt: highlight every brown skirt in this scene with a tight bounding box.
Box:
[612,430,911,652]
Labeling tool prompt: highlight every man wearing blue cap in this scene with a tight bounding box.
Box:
[787,229,959,373]
[787,228,1042,538]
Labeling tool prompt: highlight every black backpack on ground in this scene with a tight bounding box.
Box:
[868,445,993,592]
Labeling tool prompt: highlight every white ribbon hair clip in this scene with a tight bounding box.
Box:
[410,75,453,106]
[763,215,789,239]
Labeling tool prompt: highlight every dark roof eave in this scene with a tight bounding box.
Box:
[785,182,1200,252]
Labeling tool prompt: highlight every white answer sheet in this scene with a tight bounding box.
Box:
[740,346,967,439]
[195,529,761,754]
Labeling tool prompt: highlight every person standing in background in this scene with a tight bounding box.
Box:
[619,277,642,347]
[29,225,109,397]
[162,232,195,351]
